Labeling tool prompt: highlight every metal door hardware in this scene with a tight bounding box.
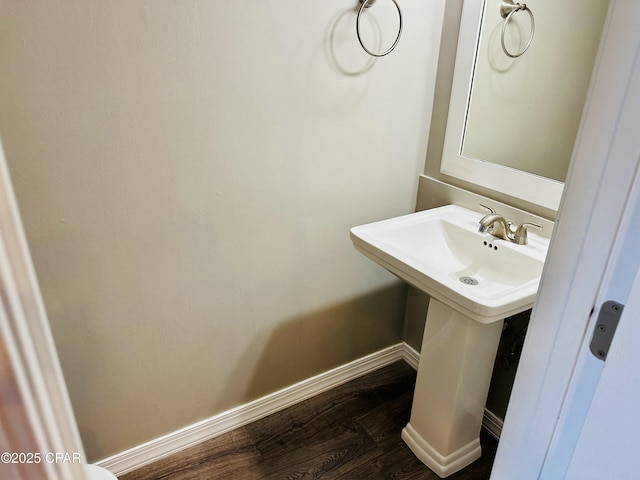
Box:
[589,300,624,361]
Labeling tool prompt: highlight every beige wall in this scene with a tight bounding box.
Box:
[0,0,445,460]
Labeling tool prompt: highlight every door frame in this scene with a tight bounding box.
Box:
[0,140,86,480]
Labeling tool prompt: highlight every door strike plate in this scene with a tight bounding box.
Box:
[589,300,624,361]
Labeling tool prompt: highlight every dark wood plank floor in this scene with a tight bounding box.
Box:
[120,361,498,480]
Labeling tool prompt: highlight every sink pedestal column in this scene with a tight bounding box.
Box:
[401,299,503,478]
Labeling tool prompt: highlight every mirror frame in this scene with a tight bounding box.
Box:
[440,0,564,211]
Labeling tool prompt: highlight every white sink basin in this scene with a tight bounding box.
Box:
[350,204,549,323]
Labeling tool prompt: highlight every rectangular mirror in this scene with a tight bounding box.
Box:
[440,0,609,211]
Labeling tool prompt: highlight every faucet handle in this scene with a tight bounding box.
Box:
[514,222,543,245]
[479,204,496,214]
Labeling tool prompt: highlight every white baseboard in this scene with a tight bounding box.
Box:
[97,343,407,476]
[97,342,502,476]
[402,342,420,370]
[482,408,504,440]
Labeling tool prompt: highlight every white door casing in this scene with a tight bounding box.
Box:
[0,139,87,479]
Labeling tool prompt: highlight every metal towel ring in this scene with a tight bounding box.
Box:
[356,0,403,57]
[500,0,535,58]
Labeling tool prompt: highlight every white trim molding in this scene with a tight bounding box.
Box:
[0,139,88,480]
[482,409,504,440]
[98,343,408,476]
[402,342,420,370]
[97,342,503,476]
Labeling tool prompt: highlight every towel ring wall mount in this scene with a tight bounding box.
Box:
[500,0,535,58]
[356,0,403,57]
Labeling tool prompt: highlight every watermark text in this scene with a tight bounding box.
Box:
[1,452,82,464]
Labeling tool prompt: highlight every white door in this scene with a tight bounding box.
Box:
[538,165,640,479]
[563,269,640,479]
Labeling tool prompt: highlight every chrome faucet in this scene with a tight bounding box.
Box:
[478,204,542,245]
[478,212,510,240]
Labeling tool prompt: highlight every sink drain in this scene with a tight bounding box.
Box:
[459,276,479,286]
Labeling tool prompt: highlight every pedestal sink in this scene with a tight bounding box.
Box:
[350,204,549,477]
